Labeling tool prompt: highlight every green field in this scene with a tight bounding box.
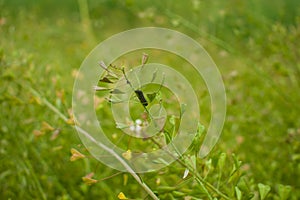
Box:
[1,0,300,199]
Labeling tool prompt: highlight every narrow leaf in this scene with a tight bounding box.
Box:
[235,186,242,200]
[218,152,227,171]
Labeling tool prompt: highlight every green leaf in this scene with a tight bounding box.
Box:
[245,193,255,200]
[228,154,242,184]
[146,92,157,103]
[172,191,185,197]
[191,123,205,155]
[235,186,242,200]
[237,177,250,193]
[278,184,292,200]
[232,153,242,169]
[217,152,226,171]
[204,158,212,178]
[230,153,242,176]
[156,186,176,192]
[258,183,271,200]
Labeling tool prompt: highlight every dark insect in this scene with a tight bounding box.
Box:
[134,90,148,107]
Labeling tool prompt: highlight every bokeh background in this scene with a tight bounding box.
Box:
[1,0,299,199]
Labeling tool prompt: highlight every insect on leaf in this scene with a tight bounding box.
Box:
[135,90,148,106]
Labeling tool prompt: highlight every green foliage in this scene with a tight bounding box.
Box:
[1,0,300,199]
[258,183,271,200]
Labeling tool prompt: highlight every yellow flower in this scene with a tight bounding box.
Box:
[82,172,98,185]
[117,192,128,200]
[66,108,75,125]
[33,129,44,138]
[41,121,55,132]
[70,148,85,161]
[122,150,132,160]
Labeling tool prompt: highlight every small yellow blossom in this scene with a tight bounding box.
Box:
[70,148,85,161]
[122,150,132,160]
[66,108,75,125]
[50,129,60,141]
[41,121,55,132]
[117,192,128,200]
[33,130,44,138]
[82,172,98,185]
[156,178,161,185]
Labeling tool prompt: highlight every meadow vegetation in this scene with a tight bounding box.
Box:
[1,0,299,199]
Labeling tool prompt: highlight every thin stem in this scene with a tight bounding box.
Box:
[77,0,96,45]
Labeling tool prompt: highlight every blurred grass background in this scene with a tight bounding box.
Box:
[1,0,300,199]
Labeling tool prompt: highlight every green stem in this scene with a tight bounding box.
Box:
[77,0,96,45]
